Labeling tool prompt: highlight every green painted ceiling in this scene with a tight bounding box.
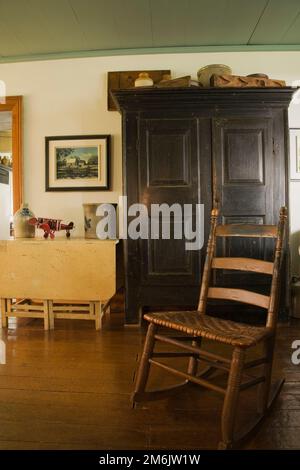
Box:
[1,0,300,63]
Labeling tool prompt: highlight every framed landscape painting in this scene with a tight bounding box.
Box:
[290,129,300,181]
[46,135,110,191]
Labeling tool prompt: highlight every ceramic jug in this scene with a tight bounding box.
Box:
[13,203,36,238]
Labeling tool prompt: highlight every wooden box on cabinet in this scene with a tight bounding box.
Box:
[112,87,295,324]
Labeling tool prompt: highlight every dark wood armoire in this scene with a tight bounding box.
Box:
[112,87,295,324]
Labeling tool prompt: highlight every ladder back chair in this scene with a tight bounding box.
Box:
[132,207,287,449]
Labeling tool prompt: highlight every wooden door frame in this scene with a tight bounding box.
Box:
[0,96,23,212]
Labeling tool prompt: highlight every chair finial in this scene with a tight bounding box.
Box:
[279,206,288,220]
[211,207,219,218]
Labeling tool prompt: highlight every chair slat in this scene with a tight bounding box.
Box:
[216,224,277,238]
[212,257,274,275]
[208,287,270,309]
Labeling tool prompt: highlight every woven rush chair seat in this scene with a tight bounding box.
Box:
[144,311,272,348]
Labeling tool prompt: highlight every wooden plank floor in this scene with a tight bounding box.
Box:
[0,313,300,450]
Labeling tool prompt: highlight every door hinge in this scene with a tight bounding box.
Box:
[272,138,276,155]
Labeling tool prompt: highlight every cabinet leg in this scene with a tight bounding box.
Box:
[1,299,7,328]
[125,288,141,324]
[95,302,103,330]
[6,299,12,328]
[43,300,49,330]
[48,300,55,330]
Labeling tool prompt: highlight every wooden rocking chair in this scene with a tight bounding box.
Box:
[132,207,287,449]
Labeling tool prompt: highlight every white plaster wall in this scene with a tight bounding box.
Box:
[0,51,300,271]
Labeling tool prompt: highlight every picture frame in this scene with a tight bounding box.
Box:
[45,135,110,191]
[290,128,300,181]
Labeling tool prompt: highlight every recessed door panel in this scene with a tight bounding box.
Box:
[148,221,193,276]
[224,129,264,184]
[147,131,190,187]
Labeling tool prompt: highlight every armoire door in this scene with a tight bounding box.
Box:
[137,117,203,288]
[212,116,274,288]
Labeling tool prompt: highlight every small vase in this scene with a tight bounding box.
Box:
[134,73,154,87]
[13,203,36,238]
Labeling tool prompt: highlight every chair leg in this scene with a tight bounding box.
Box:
[257,336,275,414]
[219,347,245,450]
[132,323,158,403]
[187,338,201,376]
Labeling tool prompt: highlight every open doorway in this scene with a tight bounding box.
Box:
[0,111,12,238]
[0,96,22,239]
